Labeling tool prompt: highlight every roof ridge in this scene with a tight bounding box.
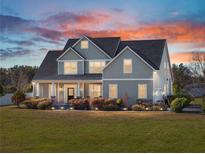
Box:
[121,39,166,42]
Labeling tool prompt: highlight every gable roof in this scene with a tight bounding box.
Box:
[56,47,85,61]
[104,46,155,71]
[33,36,167,80]
[64,36,120,58]
[116,39,166,70]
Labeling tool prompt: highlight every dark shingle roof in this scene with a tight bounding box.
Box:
[33,36,166,80]
[116,39,166,69]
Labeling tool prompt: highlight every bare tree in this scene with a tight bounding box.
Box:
[189,52,205,82]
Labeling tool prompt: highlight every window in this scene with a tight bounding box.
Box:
[109,84,118,98]
[123,59,132,73]
[64,62,77,74]
[89,84,102,98]
[138,84,147,99]
[89,61,106,73]
[81,40,88,49]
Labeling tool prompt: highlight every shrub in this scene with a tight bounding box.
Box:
[22,98,49,109]
[0,84,4,96]
[132,104,149,111]
[90,98,104,109]
[171,97,188,113]
[37,100,52,110]
[102,104,120,111]
[116,98,124,107]
[11,91,26,107]
[69,98,90,110]
[201,103,205,114]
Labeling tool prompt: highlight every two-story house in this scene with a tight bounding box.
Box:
[32,35,173,105]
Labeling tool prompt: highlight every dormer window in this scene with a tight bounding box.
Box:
[81,40,88,49]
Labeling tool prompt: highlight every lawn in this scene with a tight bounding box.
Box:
[0,106,205,152]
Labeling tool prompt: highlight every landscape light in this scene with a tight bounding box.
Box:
[160,108,163,111]
[95,107,99,111]
[123,107,128,111]
[51,107,55,110]
[145,107,149,111]
[70,107,74,110]
[61,106,64,110]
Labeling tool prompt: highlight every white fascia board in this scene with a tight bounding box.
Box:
[71,35,112,59]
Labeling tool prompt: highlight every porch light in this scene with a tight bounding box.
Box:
[153,71,157,74]
[59,86,63,91]
[51,107,55,110]
[61,106,64,110]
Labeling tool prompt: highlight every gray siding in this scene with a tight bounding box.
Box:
[58,49,83,60]
[73,38,110,59]
[58,61,84,75]
[103,80,153,105]
[103,48,153,79]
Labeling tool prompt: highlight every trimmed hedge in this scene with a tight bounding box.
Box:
[22,98,51,109]
[68,98,124,111]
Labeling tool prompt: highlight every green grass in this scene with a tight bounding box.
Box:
[0,106,205,152]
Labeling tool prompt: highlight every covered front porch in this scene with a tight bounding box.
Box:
[32,80,102,104]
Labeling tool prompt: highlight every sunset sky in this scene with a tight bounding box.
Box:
[0,0,205,68]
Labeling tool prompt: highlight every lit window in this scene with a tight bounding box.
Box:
[138,84,147,99]
[109,84,118,98]
[64,62,77,74]
[89,84,102,98]
[81,40,88,49]
[123,59,132,73]
[89,61,106,73]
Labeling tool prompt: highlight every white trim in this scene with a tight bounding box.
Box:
[71,35,112,59]
[103,78,153,81]
[58,60,83,62]
[84,59,111,61]
[56,47,85,61]
[32,80,102,83]
[103,46,155,71]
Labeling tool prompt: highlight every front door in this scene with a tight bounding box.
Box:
[67,88,74,101]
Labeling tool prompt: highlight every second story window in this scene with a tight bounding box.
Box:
[123,59,132,74]
[89,61,106,73]
[81,40,88,49]
[64,62,77,74]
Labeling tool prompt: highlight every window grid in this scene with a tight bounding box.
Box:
[89,61,106,73]
[138,84,147,99]
[81,40,89,49]
[89,84,102,98]
[64,62,77,74]
[123,59,132,73]
[109,84,118,98]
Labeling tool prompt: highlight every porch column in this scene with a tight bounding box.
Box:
[36,82,39,97]
[32,82,35,97]
[51,82,55,97]
[77,82,80,97]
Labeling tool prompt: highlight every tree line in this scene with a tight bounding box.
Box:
[0,65,38,95]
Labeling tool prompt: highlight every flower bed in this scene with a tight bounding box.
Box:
[132,101,168,111]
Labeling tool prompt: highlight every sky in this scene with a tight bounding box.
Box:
[0,0,205,68]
